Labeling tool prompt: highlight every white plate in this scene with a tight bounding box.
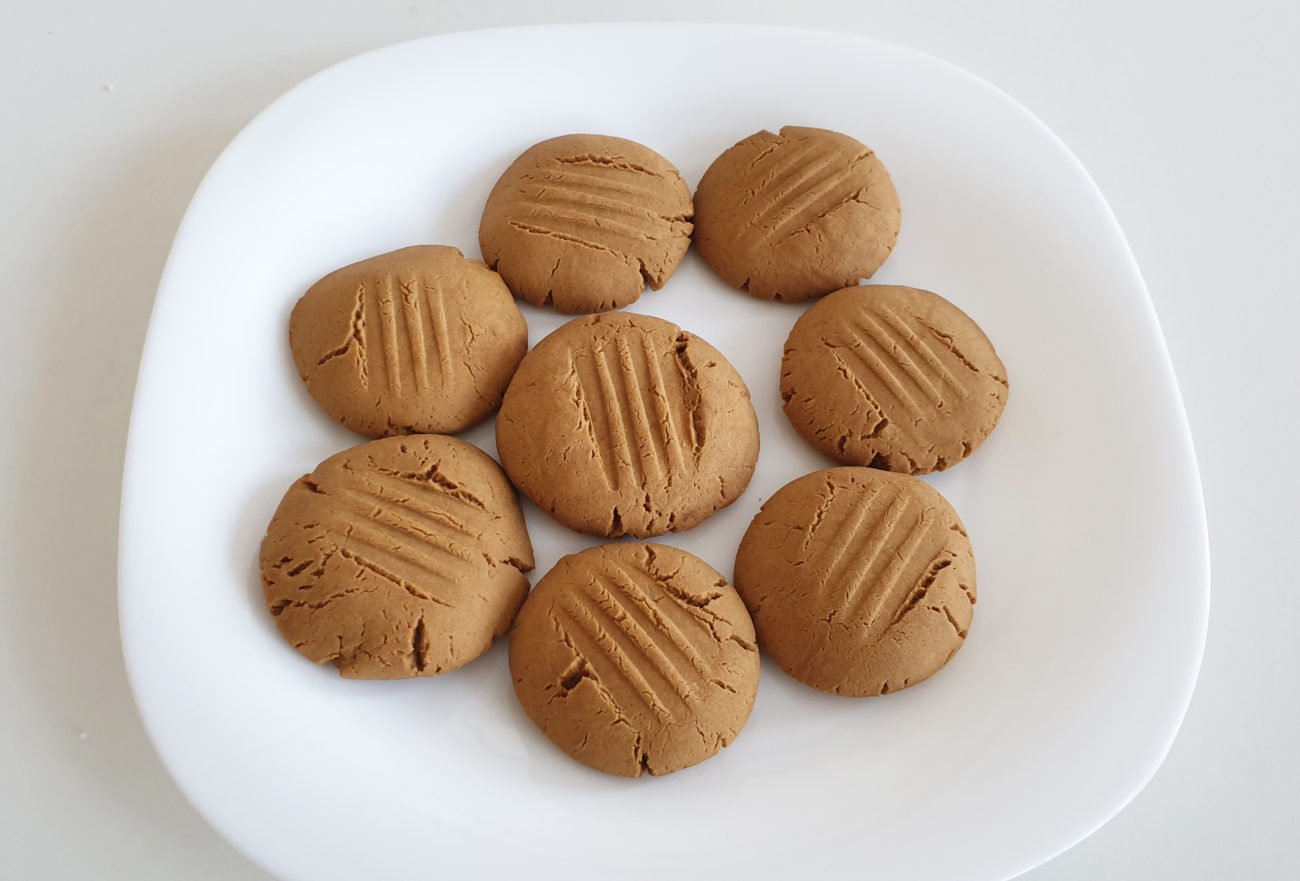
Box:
[119,24,1209,881]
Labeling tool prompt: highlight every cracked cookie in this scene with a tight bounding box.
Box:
[781,284,1008,473]
[259,435,534,679]
[478,134,694,313]
[693,126,901,302]
[496,312,759,538]
[290,245,528,438]
[509,543,759,777]
[734,467,975,697]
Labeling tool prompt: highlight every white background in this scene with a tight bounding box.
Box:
[1,1,1295,879]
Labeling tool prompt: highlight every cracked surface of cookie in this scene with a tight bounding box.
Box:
[496,312,760,538]
[693,126,901,302]
[781,284,1008,474]
[478,134,694,313]
[290,245,528,438]
[259,435,534,679]
[509,543,759,777]
[734,467,975,697]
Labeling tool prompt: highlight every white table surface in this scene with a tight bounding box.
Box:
[2,1,1296,879]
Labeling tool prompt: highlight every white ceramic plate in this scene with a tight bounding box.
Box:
[119,24,1209,881]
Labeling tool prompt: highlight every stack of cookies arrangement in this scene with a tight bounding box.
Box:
[261,126,1008,778]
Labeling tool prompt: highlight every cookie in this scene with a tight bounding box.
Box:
[259,435,534,679]
[781,285,1008,474]
[509,543,759,776]
[496,312,759,538]
[734,467,975,697]
[693,126,901,302]
[478,134,694,313]
[290,245,528,437]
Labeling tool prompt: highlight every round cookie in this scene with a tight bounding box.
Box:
[259,435,534,679]
[290,245,528,438]
[734,467,975,697]
[496,312,759,538]
[693,126,901,302]
[781,285,1008,474]
[479,134,694,313]
[510,543,760,777]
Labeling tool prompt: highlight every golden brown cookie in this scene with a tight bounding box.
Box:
[478,134,694,313]
[734,467,975,697]
[510,543,759,777]
[259,435,534,679]
[693,126,901,302]
[290,245,528,437]
[496,312,759,538]
[781,285,1008,474]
